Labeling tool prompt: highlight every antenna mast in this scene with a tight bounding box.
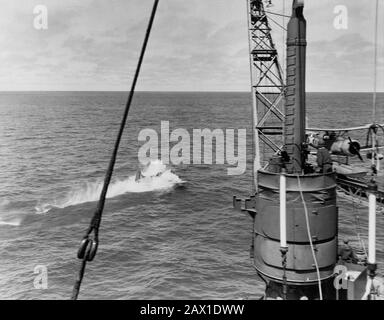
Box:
[246,0,286,182]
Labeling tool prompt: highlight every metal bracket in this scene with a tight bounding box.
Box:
[233,196,257,218]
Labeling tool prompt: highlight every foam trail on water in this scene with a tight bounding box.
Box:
[35,160,184,214]
[0,218,22,227]
[0,202,23,227]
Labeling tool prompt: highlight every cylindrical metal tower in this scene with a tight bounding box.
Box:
[250,0,339,299]
[284,0,307,173]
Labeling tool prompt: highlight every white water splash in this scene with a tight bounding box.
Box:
[141,159,167,177]
[35,160,184,214]
[0,218,22,227]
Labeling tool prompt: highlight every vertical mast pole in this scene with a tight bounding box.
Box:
[280,170,287,248]
[367,180,378,300]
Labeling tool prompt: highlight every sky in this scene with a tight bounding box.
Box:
[0,0,383,92]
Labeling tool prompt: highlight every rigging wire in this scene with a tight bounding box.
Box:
[246,0,257,193]
[372,0,379,123]
[369,0,380,174]
[268,14,287,31]
[281,0,287,147]
[264,10,290,18]
[283,0,286,79]
[363,0,380,292]
[71,0,160,300]
[297,175,323,300]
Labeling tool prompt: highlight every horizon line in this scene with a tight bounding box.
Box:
[0,90,383,94]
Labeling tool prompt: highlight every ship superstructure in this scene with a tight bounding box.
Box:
[235,0,383,300]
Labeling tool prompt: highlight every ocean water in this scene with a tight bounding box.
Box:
[0,91,384,300]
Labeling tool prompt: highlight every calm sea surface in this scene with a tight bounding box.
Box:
[0,91,384,299]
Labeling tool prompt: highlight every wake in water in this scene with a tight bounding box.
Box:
[0,200,23,227]
[35,160,184,214]
[0,218,22,227]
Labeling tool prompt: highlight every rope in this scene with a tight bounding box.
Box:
[281,248,288,300]
[297,175,323,300]
[71,0,160,300]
